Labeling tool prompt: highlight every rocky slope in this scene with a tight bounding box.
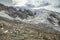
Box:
[0,3,60,31]
[0,16,60,40]
[0,3,60,40]
[0,3,35,19]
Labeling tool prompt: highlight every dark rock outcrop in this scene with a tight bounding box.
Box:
[0,3,35,19]
[47,11,60,26]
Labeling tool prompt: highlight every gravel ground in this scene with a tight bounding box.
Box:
[0,20,60,40]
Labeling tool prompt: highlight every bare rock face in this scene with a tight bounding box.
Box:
[0,3,35,19]
[47,11,60,26]
[0,4,7,11]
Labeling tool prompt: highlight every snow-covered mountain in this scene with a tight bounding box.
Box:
[0,3,60,26]
[0,0,60,31]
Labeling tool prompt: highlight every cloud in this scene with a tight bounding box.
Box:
[12,0,49,7]
[54,4,60,8]
[0,0,13,6]
[0,0,60,12]
[12,0,28,6]
[12,0,60,12]
[12,0,60,7]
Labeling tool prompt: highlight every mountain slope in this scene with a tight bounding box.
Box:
[0,15,60,40]
[0,3,60,31]
[0,3,60,40]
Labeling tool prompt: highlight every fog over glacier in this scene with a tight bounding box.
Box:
[12,0,60,12]
[0,0,13,6]
[0,0,60,12]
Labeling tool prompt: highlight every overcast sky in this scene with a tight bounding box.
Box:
[0,0,12,6]
[0,0,60,6]
[12,0,60,6]
[0,0,60,12]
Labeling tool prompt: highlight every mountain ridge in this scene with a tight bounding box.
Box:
[0,3,60,32]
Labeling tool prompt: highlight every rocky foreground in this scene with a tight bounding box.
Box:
[0,18,60,40]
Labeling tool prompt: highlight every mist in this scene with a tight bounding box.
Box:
[0,0,13,6]
[12,0,60,12]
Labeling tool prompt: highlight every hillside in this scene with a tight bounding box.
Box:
[0,3,60,40]
[0,18,60,40]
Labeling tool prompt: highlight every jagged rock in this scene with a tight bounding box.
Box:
[47,11,60,26]
[0,3,35,19]
[0,4,7,11]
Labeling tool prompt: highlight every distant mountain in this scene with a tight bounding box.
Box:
[0,4,60,23]
[0,3,60,27]
[0,3,35,19]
